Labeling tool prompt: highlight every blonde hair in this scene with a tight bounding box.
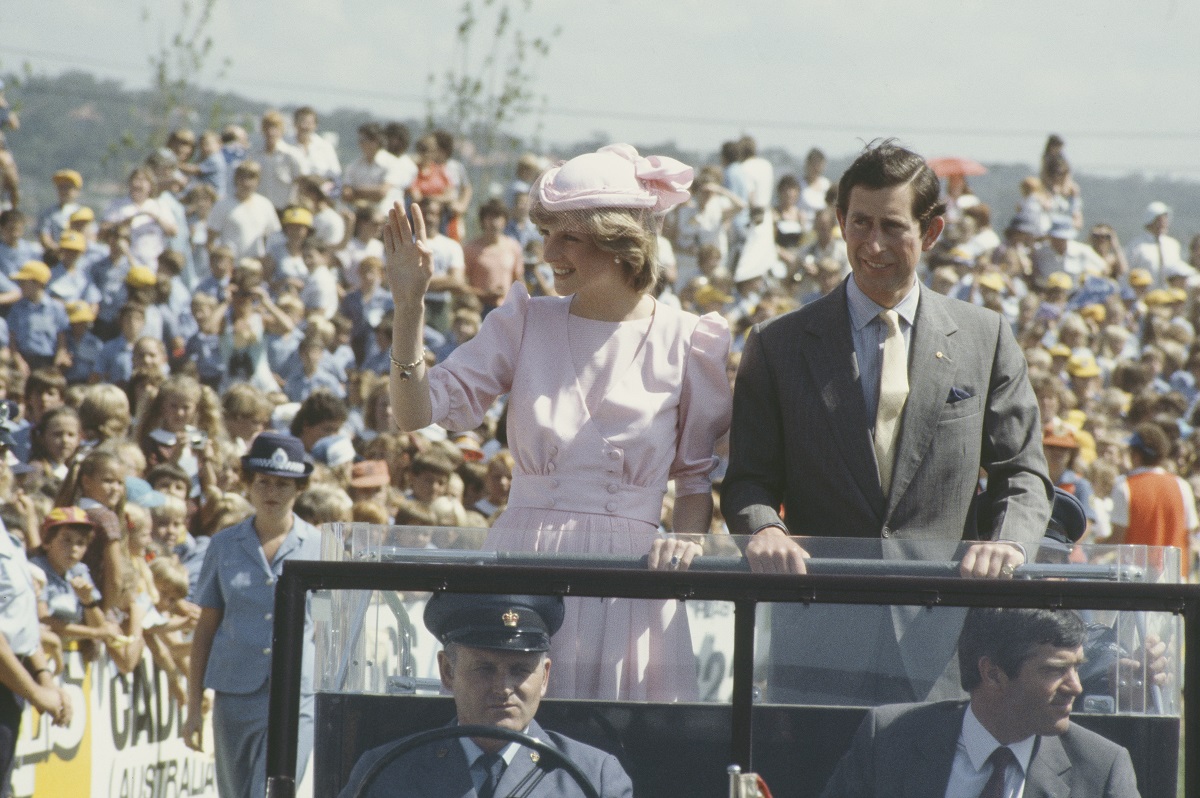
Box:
[78,384,131,441]
[134,375,224,453]
[528,203,660,292]
[151,494,188,524]
[294,485,353,526]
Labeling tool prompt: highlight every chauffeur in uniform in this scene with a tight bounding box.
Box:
[339,593,634,798]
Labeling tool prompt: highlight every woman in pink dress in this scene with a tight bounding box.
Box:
[385,144,731,701]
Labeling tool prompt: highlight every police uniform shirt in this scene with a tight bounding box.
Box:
[0,529,41,657]
[194,513,321,694]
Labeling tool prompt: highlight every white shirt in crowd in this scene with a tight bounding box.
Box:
[1032,240,1108,285]
[250,141,306,210]
[344,150,416,214]
[1126,231,1183,286]
[208,193,282,258]
[291,133,342,181]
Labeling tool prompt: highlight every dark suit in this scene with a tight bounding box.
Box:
[722,278,1052,542]
[819,701,1141,798]
[337,719,634,798]
[721,280,1053,702]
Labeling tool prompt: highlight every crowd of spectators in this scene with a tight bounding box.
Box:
[0,86,1197,785]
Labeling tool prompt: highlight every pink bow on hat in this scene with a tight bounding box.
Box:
[534,143,693,214]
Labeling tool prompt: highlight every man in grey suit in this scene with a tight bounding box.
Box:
[339,593,633,798]
[819,608,1141,798]
[721,141,1054,702]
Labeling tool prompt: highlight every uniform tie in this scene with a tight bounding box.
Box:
[979,745,1017,798]
[874,309,909,495]
[476,751,506,798]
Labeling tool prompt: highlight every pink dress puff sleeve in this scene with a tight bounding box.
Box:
[669,311,732,497]
[428,282,529,432]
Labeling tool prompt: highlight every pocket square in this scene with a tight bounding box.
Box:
[947,387,973,403]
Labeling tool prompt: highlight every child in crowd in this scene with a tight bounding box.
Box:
[9,260,70,370]
[47,230,99,306]
[29,405,82,481]
[63,301,103,384]
[31,507,120,652]
[285,333,345,402]
[92,302,146,386]
[265,205,312,291]
[184,292,226,389]
[77,383,132,444]
[196,244,234,302]
[406,451,455,513]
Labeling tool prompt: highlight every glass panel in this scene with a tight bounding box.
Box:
[309,526,1185,798]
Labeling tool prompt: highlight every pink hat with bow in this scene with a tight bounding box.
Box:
[532,143,693,214]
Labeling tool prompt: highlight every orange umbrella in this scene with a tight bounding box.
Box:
[927,157,988,178]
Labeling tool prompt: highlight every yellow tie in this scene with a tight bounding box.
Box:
[874,310,909,495]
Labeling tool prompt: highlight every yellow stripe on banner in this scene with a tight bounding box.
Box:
[32,660,92,797]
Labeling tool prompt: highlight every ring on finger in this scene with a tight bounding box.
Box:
[669,554,681,569]
[1000,563,1016,577]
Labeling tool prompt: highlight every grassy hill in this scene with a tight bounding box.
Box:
[5,70,1197,248]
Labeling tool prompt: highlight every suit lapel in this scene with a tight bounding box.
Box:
[886,286,959,518]
[1024,735,1071,798]
[801,282,885,518]
[905,703,964,798]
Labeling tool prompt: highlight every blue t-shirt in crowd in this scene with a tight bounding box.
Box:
[8,294,69,358]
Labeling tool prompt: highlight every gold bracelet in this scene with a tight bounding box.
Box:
[390,352,426,380]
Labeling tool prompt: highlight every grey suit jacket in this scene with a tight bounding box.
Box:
[337,719,634,798]
[818,700,1141,798]
[722,278,1052,544]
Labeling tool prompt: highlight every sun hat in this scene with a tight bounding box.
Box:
[531,143,692,214]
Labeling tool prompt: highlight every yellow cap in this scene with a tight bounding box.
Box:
[52,169,83,188]
[13,260,51,285]
[1169,287,1188,302]
[1066,354,1101,378]
[1048,343,1072,358]
[125,265,157,288]
[1078,303,1106,323]
[694,284,733,306]
[58,229,86,252]
[1129,269,1153,287]
[68,206,95,223]
[976,273,1005,292]
[281,206,314,228]
[66,300,96,324]
[1143,289,1174,306]
[1046,272,1073,290]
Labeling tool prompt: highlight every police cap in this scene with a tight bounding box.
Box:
[424,594,565,653]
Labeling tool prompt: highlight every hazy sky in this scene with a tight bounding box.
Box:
[3,0,1199,176]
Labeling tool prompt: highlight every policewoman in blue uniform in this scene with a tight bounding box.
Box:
[339,593,634,798]
[183,432,321,798]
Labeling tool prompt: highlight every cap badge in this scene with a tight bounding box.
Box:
[502,610,519,628]
[270,448,290,468]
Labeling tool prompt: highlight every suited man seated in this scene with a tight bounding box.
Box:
[339,593,634,798]
[819,607,1140,798]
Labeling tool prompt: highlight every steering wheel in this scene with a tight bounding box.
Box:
[349,724,602,798]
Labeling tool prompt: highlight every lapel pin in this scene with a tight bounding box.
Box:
[935,351,944,359]
[436,747,449,758]
[530,751,540,763]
